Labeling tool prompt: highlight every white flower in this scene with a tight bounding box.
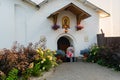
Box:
[42,67,45,70]
[41,61,44,63]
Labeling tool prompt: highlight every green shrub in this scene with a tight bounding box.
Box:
[85,44,120,72]
[32,62,42,77]
[40,58,52,71]
[113,65,120,71]
[21,68,33,80]
[0,43,57,79]
[6,68,19,80]
[97,59,106,66]
[86,45,100,62]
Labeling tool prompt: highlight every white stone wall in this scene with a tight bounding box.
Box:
[88,0,120,37]
[111,0,120,36]
[0,0,99,57]
[88,0,112,36]
[0,0,15,48]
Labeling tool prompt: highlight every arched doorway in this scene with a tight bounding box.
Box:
[57,36,73,62]
[57,36,70,52]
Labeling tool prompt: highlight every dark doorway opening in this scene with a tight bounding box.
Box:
[57,37,70,52]
[57,36,70,62]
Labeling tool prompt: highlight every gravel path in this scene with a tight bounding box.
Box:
[46,62,120,80]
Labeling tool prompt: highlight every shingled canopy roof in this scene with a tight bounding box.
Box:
[48,3,91,20]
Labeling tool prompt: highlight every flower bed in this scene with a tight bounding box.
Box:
[0,42,58,80]
[85,44,120,71]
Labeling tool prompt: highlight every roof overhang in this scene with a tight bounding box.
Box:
[23,0,110,18]
[48,3,91,20]
[77,0,110,18]
[23,0,36,6]
[23,0,48,8]
[30,0,44,5]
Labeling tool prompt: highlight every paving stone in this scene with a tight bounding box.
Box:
[46,62,120,80]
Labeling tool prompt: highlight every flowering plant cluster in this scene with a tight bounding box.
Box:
[0,42,57,80]
[76,25,84,31]
[36,48,57,71]
[52,24,60,30]
[86,44,120,71]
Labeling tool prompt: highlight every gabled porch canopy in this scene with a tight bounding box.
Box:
[48,3,91,27]
[48,3,91,22]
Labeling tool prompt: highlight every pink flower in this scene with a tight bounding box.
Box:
[52,24,60,30]
[76,25,84,31]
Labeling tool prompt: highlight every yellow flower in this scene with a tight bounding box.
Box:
[46,49,51,53]
[43,58,46,62]
[47,56,52,60]
[41,61,44,63]
[52,64,55,67]
[53,50,57,54]
[41,50,44,55]
[36,49,40,53]
[28,62,34,69]
[37,49,44,56]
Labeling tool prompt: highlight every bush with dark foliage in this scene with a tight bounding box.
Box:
[86,43,120,71]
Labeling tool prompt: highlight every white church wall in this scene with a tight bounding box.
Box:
[111,0,120,36]
[0,0,15,48]
[87,0,112,36]
[0,0,36,49]
[0,0,99,57]
[88,0,120,37]
[15,4,26,45]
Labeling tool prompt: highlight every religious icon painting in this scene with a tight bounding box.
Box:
[62,16,70,29]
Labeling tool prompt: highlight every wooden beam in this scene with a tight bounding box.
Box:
[76,13,84,25]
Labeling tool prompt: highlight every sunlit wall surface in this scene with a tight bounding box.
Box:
[88,0,120,36]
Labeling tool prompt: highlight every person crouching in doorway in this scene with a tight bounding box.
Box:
[66,45,74,62]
